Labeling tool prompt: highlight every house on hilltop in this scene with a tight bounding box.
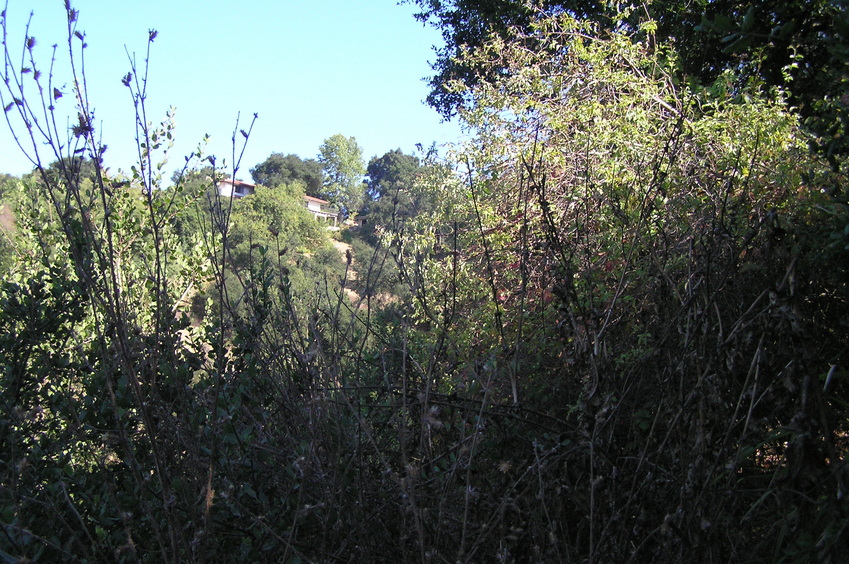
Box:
[216,179,338,226]
[216,179,255,199]
[304,195,338,226]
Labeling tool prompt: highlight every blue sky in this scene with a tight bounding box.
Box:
[0,1,462,179]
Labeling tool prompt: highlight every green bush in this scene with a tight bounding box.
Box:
[1,4,847,563]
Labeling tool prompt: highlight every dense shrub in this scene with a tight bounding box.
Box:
[1,4,847,563]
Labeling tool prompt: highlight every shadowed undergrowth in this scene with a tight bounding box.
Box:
[1,4,848,563]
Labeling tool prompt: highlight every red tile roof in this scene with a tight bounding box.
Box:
[303,195,330,205]
[219,179,256,188]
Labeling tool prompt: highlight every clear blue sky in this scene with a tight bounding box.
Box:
[0,1,462,179]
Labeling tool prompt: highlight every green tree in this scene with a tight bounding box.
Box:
[365,148,421,202]
[406,0,559,118]
[249,152,324,194]
[317,134,366,216]
[362,149,448,240]
[228,182,325,270]
[408,0,849,159]
[23,156,99,193]
[0,173,19,200]
[166,165,237,250]
[0,174,20,273]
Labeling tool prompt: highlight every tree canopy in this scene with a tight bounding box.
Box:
[317,134,366,216]
[408,0,849,160]
[249,152,324,195]
[365,148,420,202]
[361,148,443,237]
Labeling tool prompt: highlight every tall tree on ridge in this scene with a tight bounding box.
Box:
[318,134,366,217]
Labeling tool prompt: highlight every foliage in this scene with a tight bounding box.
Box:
[0,174,19,273]
[1,3,848,563]
[249,152,324,195]
[165,166,224,247]
[409,0,849,161]
[227,183,325,267]
[218,182,344,322]
[399,11,849,560]
[317,133,366,216]
[365,148,421,202]
[405,0,557,118]
[0,173,17,200]
[361,148,449,244]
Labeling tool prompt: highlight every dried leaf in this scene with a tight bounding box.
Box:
[72,112,93,138]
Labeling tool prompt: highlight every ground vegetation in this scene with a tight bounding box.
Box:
[1,3,847,562]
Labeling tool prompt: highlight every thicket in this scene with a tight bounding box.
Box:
[1,3,848,563]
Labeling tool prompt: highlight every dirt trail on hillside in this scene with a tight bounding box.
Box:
[332,240,360,304]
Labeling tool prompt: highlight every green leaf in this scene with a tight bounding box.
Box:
[741,6,756,32]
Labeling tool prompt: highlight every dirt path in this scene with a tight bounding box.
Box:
[332,240,360,304]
